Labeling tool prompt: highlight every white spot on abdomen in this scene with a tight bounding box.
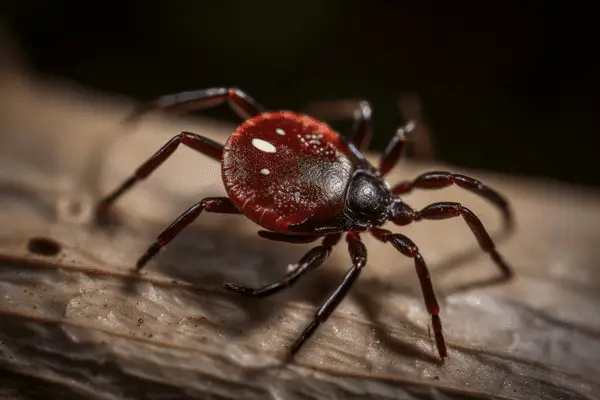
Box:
[261,168,270,175]
[275,128,286,135]
[251,138,277,153]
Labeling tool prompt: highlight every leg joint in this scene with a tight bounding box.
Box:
[388,233,418,257]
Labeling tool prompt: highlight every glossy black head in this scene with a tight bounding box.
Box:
[344,171,392,228]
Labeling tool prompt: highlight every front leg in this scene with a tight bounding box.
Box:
[391,171,513,231]
[378,121,417,176]
[379,93,434,176]
[390,201,513,277]
[222,234,341,298]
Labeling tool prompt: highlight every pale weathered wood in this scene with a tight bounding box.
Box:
[1,49,600,400]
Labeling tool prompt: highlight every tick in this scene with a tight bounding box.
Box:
[96,87,514,360]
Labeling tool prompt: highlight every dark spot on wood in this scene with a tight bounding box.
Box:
[27,237,61,256]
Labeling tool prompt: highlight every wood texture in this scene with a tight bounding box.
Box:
[1,66,600,400]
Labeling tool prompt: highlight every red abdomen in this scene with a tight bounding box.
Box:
[221,111,354,233]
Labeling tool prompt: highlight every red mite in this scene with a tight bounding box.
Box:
[96,88,514,360]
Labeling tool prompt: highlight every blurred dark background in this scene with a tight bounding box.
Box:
[2,1,598,186]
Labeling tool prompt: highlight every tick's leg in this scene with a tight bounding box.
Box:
[378,93,434,176]
[290,232,367,355]
[302,99,373,151]
[391,172,513,231]
[391,201,513,277]
[378,121,416,176]
[370,227,446,360]
[136,197,239,271]
[348,101,373,151]
[222,234,341,298]
[96,131,223,216]
[127,87,266,123]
